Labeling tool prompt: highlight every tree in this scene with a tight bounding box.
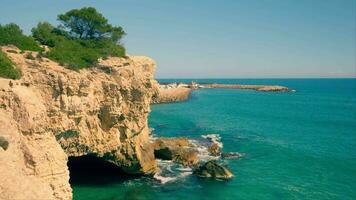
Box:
[0,23,41,51]
[28,7,126,69]
[57,7,125,43]
[31,22,56,47]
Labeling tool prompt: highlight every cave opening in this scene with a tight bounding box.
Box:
[67,155,135,186]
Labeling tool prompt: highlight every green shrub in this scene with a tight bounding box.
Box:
[80,39,125,58]
[1,8,127,71]
[31,22,67,47]
[0,23,42,51]
[32,23,125,70]
[25,53,35,60]
[47,39,100,70]
[30,7,126,70]
[0,51,21,79]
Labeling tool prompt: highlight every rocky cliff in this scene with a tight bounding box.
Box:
[0,46,159,200]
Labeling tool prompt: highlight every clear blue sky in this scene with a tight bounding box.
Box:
[1,0,355,78]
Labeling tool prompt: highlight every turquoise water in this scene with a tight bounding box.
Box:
[72,79,356,200]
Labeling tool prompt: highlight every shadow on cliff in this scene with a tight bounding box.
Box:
[68,155,138,186]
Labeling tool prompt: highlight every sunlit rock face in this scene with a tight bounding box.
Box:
[0,46,159,200]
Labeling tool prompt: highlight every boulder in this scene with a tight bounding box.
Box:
[194,160,233,180]
[208,143,221,156]
[153,137,199,167]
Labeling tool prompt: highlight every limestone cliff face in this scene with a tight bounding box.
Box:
[0,46,159,200]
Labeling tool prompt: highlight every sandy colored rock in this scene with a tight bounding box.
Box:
[153,137,199,167]
[208,143,221,156]
[0,46,159,199]
[152,84,192,104]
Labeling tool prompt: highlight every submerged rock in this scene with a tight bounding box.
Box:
[153,137,199,167]
[221,152,244,159]
[194,160,233,180]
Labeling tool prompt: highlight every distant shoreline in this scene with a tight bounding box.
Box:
[157,77,356,80]
[153,82,293,104]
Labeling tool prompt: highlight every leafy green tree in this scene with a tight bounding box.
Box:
[0,23,41,51]
[29,7,126,70]
[57,7,125,43]
[31,22,57,47]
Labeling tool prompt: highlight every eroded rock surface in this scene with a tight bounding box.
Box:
[151,83,192,104]
[153,137,199,167]
[0,46,159,199]
[194,160,234,180]
[208,143,221,156]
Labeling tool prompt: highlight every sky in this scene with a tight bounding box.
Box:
[0,0,355,78]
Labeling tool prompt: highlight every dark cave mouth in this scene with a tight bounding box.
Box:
[67,155,135,186]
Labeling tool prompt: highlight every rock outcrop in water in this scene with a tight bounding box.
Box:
[151,83,192,104]
[153,137,199,167]
[208,143,221,156]
[194,160,234,179]
[0,46,159,199]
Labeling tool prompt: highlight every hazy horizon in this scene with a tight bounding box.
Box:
[0,0,355,78]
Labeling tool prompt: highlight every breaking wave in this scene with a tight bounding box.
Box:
[152,134,225,184]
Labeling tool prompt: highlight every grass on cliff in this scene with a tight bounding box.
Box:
[0,51,21,79]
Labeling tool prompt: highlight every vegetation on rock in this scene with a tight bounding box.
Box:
[57,7,125,41]
[32,7,126,70]
[0,51,21,79]
[0,7,126,71]
[0,23,42,52]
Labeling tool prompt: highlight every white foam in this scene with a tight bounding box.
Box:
[201,134,223,148]
[153,174,177,184]
[152,134,228,184]
[153,159,194,184]
[180,171,193,177]
[189,139,220,162]
[177,167,192,172]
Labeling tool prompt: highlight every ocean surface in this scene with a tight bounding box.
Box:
[72,79,356,200]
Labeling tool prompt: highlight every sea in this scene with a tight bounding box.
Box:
[72,78,356,200]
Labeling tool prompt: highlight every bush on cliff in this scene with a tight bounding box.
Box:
[47,39,100,69]
[0,51,21,79]
[31,7,126,70]
[0,23,42,51]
